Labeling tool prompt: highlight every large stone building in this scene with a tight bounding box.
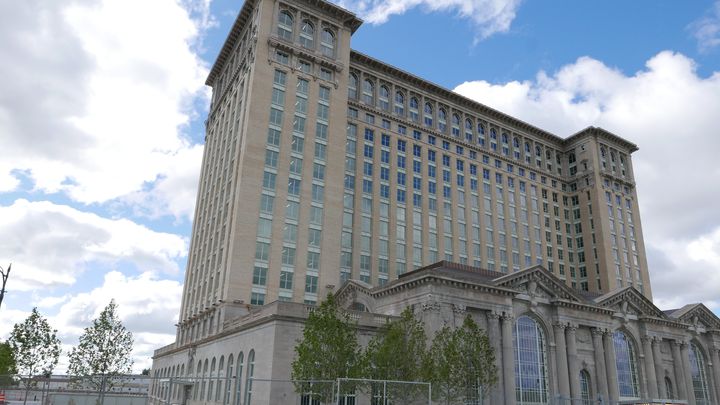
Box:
[150,0,720,403]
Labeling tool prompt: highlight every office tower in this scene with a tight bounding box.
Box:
[175,0,651,347]
[151,2,720,405]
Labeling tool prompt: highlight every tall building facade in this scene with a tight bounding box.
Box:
[151,1,720,404]
[177,0,650,348]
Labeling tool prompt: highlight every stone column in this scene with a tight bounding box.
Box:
[711,347,720,405]
[487,312,504,404]
[591,328,609,403]
[554,323,571,402]
[652,338,666,398]
[642,336,659,399]
[603,330,620,403]
[671,340,688,400]
[680,341,696,405]
[501,314,516,405]
[566,325,581,404]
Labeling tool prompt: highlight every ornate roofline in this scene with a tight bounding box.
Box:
[595,286,667,318]
[493,265,586,303]
[349,51,638,153]
[565,126,639,153]
[206,0,362,86]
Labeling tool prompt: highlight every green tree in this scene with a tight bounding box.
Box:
[427,315,497,405]
[291,294,362,403]
[363,307,429,404]
[0,341,18,386]
[8,308,61,405]
[67,300,134,389]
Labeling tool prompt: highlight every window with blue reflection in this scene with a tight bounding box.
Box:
[613,331,639,398]
[513,316,549,404]
[689,343,710,405]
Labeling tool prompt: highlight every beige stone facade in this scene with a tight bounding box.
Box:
[173,0,651,349]
[151,262,720,404]
[150,0,715,404]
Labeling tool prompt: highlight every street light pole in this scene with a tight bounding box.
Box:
[0,263,10,310]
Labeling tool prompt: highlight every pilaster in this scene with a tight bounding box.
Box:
[501,313,516,405]
[591,328,609,402]
[642,335,659,399]
[553,322,570,401]
[671,340,688,400]
[566,325,581,404]
[603,330,620,403]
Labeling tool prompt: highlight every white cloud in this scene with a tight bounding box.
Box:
[689,1,720,52]
[454,51,720,311]
[0,199,187,291]
[0,0,209,220]
[334,0,522,40]
[53,271,182,373]
[2,271,183,374]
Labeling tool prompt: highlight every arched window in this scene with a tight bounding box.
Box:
[244,350,255,404]
[234,352,244,405]
[394,91,405,116]
[513,316,549,404]
[321,29,335,57]
[348,74,358,99]
[513,137,520,148]
[664,376,674,400]
[362,79,374,105]
[689,343,710,404]
[201,359,208,400]
[613,331,639,398]
[465,119,473,142]
[277,11,293,41]
[477,123,485,146]
[379,86,390,111]
[490,129,497,151]
[224,354,234,405]
[438,108,447,132]
[299,20,314,49]
[579,370,591,405]
[424,103,434,127]
[217,356,225,401]
[409,97,419,122]
[451,114,460,136]
[208,358,216,400]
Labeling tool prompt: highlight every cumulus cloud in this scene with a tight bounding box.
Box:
[1,271,182,373]
[454,51,720,311]
[0,199,187,291]
[689,1,720,52]
[0,0,209,220]
[334,0,522,40]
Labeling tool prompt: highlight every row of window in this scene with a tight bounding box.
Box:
[514,317,712,404]
[277,9,336,58]
[153,351,256,405]
[348,76,570,174]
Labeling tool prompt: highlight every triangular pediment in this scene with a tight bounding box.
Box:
[594,287,666,318]
[669,304,720,330]
[335,279,375,312]
[493,265,584,302]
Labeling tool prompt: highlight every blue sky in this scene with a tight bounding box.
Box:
[0,0,719,372]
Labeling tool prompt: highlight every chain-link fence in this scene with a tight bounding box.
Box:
[0,375,149,405]
[243,378,431,405]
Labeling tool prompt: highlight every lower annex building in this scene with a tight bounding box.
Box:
[150,0,720,403]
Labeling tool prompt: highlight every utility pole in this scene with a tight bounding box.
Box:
[0,263,10,310]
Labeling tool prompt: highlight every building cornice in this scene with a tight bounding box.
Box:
[350,51,638,152]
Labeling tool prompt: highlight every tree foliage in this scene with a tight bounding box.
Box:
[8,308,61,377]
[363,307,429,404]
[427,315,497,404]
[67,300,134,387]
[291,294,362,402]
[0,341,18,386]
